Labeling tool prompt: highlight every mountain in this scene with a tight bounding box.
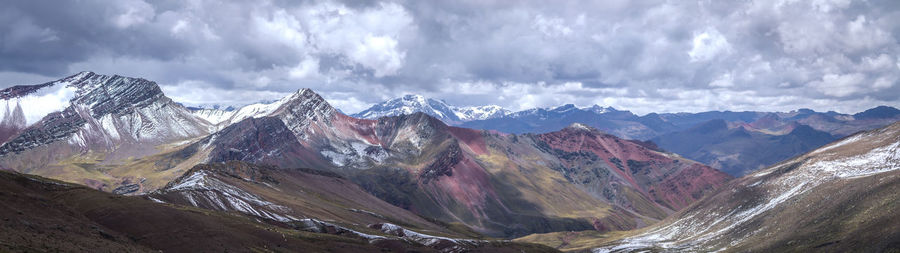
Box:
[454,104,510,121]
[854,105,900,120]
[352,95,510,124]
[530,123,732,218]
[0,168,554,252]
[188,107,235,126]
[652,118,837,176]
[0,72,212,192]
[460,105,659,140]
[588,121,900,252]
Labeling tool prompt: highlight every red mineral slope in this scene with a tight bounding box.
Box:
[534,123,731,214]
[449,126,488,155]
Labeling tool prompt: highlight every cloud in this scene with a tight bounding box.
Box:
[0,0,897,115]
[689,28,732,62]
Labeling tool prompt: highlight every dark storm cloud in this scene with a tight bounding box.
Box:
[0,0,898,114]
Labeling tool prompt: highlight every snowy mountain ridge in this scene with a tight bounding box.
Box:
[0,71,212,156]
[350,94,511,123]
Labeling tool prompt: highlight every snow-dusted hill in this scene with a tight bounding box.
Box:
[593,121,900,252]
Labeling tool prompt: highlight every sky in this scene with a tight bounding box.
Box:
[1,0,899,115]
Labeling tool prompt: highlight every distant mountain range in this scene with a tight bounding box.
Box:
[354,95,900,176]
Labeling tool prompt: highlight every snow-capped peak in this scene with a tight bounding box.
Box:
[195,88,335,128]
[588,104,617,114]
[551,104,578,113]
[452,105,510,121]
[352,94,459,122]
[402,94,427,104]
[351,95,510,123]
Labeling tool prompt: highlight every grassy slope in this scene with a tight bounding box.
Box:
[0,169,560,252]
[514,231,634,252]
[0,138,205,193]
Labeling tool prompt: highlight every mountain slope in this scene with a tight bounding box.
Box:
[652,119,837,176]
[592,121,900,252]
[150,161,450,234]
[0,168,556,252]
[532,124,731,217]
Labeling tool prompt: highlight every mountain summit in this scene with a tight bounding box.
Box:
[352,95,510,124]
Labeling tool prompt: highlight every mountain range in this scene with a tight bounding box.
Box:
[0,72,728,240]
[353,95,900,176]
[0,72,898,252]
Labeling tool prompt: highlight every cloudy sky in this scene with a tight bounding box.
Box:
[1,0,899,115]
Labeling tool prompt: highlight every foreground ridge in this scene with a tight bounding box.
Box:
[591,121,900,252]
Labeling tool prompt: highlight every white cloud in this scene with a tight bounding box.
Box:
[289,57,320,79]
[811,73,866,97]
[352,35,405,77]
[113,1,155,29]
[689,28,732,62]
[843,15,893,52]
[533,15,573,37]
[710,73,734,87]
[170,19,188,35]
[301,2,413,77]
[160,80,289,107]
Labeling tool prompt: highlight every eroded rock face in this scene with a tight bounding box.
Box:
[420,142,461,183]
[68,72,166,118]
[203,117,308,167]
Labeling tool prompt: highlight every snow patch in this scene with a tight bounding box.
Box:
[164,170,297,222]
[297,219,386,241]
[148,196,165,203]
[1,84,78,126]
